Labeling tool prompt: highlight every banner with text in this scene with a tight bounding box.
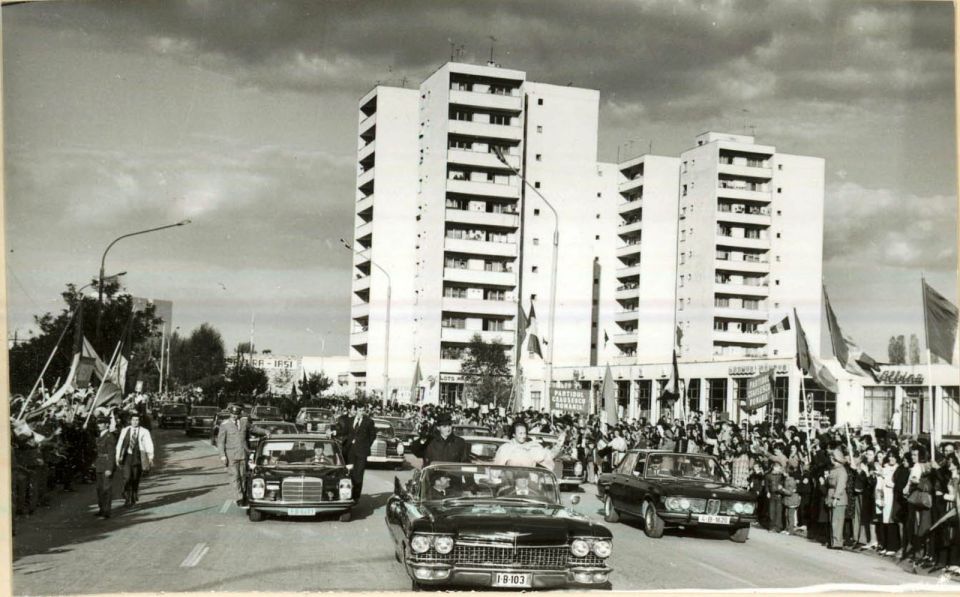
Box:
[551,387,591,414]
[743,371,775,413]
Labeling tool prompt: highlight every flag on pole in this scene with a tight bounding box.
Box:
[823,285,880,379]
[600,363,617,430]
[515,303,529,363]
[410,358,422,403]
[922,279,959,364]
[769,316,791,334]
[794,308,839,393]
[526,304,543,359]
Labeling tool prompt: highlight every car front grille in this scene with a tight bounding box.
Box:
[371,441,386,458]
[413,543,604,571]
[561,461,581,477]
[281,477,325,503]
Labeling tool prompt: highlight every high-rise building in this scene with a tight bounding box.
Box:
[675,132,824,362]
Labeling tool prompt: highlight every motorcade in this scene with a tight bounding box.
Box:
[386,463,613,590]
[245,435,354,522]
[530,433,586,489]
[295,408,336,435]
[157,402,189,429]
[250,404,284,422]
[453,424,492,438]
[378,415,418,448]
[462,435,507,463]
[185,406,218,436]
[248,420,299,450]
[370,418,405,467]
[597,450,757,542]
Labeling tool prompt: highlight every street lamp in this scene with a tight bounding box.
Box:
[95,219,192,345]
[493,147,559,411]
[340,238,392,405]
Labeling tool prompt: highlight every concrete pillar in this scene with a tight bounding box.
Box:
[788,370,801,426]
[726,377,736,421]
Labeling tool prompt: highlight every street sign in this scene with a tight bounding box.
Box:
[551,387,590,414]
[743,371,775,412]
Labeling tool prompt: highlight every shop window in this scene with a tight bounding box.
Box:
[863,386,895,430]
[707,378,727,414]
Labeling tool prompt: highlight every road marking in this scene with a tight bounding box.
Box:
[180,543,209,568]
[697,562,758,588]
[219,500,232,514]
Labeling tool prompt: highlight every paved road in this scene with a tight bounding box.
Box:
[12,429,953,594]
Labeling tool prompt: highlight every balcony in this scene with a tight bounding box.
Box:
[716,210,771,227]
[714,282,769,298]
[446,178,520,199]
[617,220,643,236]
[616,243,642,259]
[717,184,770,202]
[357,167,375,190]
[447,148,520,170]
[612,354,637,366]
[449,89,523,112]
[715,233,770,251]
[713,306,768,321]
[350,331,369,346]
[442,297,516,317]
[713,330,768,345]
[616,264,642,279]
[614,285,640,300]
[440,358,463,372]
[358,112,376,135]
[349,359,366,374]
[352,276,371,294]
[618,198,643,216]
[614,309,639,323]
[356,194,374,216]
[618,176,644,194]
[448,118,523,142]
[715,258,769,274]
[358,139,376,163]
[718,161,772,180]
[444,237,518,258]
[441,328,515,345]
[355,221,373,241]
[353,248,371,266]
[351,302,370,319]
[611,331,638,345]
[445,208,519,229]
[443,267,515,287]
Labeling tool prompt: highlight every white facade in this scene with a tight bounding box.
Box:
[301,355,355,396]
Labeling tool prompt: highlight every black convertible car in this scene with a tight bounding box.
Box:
[597,450,756,542]
[386,463,613,590]
[246,435,354,522]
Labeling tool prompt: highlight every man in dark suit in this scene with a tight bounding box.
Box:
[94,416,116,518]
[217,405,249,506]
[344,403,377,500]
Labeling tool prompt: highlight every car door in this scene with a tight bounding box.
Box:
[621,453,650,516]
[607,451,636,510]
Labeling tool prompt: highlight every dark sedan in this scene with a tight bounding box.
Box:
[597,450,757,542]
[185,406,218,436]
[250,404,284,422]
[158,403,188,429]
[531,433,586,489]
[246,435,354,522]
[248,420,299,450]
[386,463,613,590]
[295,408,335,436]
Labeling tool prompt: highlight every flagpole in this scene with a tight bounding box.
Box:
[921,276,936,457]
[83,338,124,428]
[17,305,81,420]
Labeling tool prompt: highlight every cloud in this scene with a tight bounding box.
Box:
[824,181,957,271]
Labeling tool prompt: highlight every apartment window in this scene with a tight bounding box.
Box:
[443,286,467,298]
[714,320,727,331]
[680,253,686,265]
[715,297,730,307]
[597,192,602,198]
[776,232,781,239]
[485,289,506,301]
[533,238,540,246]
[534,181,541,189]
[682,184,688,197]
[445,257,468,269]
[534,208,540,215]
[776,210,782,216]
[777,187,782,193]
[679,277,684,288]
[744,228,761,239]
[537,98,544,105]
[743,298,759,310]
[530,293,537,301]
[490,113,511,126]
[536,154,542,161]
[595,235,600,240]
[536,125,543,133]
[531,265,539,273]
[451,109,472,121]
[449,138,471,150]
[778,164,783,171]
[775,279,780,286]
[775,255,781,262]
[441,316,466,329]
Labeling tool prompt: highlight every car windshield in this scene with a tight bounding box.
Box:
[163,404,187,413]
[254,406,281,416]
[420,464,559,505]
[646,454,726,482]
[255,423,296,435]
[301,409,328,420]
[191,407,217,416]
[374,423,395,438]
[258,440,343,466]
[467,441,503,460]
[384,418,414,431]
[456,426,491,437]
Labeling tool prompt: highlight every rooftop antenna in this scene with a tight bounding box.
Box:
[488,35,498,65]
[401,75,408,88]
[456,44,466,61]
[448,38,455,62]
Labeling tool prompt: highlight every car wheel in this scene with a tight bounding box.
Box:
[730,526,750,543]
[247,508,264,522]
[643,503,664,538]
[411,579,422,592]
[603,495,620,523]
[339,509,352,522]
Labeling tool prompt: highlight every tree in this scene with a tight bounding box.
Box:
[887,335,907,365]
[8,279,162,395]
[909,334,921,365]
[236,341,254,356]
[170,324,227,388]
[298,372,332,399]
[460,333,511,408]
[224,360,269,397]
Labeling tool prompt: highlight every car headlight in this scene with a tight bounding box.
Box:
[679,498,691,510]
[396,442,404,455]
[592,540,612,558]
[574,462,584,476]
[733,502,744,513]
[665,497,682,511]
[339,478,353,501]
[411,535,432,554]
[741,502,756,515]
[251,478,265,499]
[570,539,590,557]
[433,535,454,554]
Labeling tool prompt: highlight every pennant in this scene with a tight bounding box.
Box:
[601,364,617,430]
[675,325,683,349]
[603,330,609,346]
[794,309,839,393]
[769,316,791,334]
[527,304,543,359]
[823,286,880,379]
[923,279,959,364]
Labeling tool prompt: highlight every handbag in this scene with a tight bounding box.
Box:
[907,489,932,509]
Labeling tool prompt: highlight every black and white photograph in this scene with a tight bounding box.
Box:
[3,0,959,593]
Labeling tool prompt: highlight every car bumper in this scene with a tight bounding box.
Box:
[659,511,755,528]
[248,499,354,515]
[405,563,612,589]
[368,455,404,463]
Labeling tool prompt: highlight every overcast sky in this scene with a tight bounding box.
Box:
[3,0,956,361]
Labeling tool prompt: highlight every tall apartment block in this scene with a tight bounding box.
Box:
[675,132,824,362]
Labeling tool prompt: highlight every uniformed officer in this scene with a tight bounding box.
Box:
[217,405,249,506]
[94,416,117,518]
[420,412,470,467]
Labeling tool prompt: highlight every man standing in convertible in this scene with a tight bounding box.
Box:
[494,420,564,470]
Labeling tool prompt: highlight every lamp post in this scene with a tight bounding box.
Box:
[95,219,192,346]
[341,238,391,406]
[493,147,559,411]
